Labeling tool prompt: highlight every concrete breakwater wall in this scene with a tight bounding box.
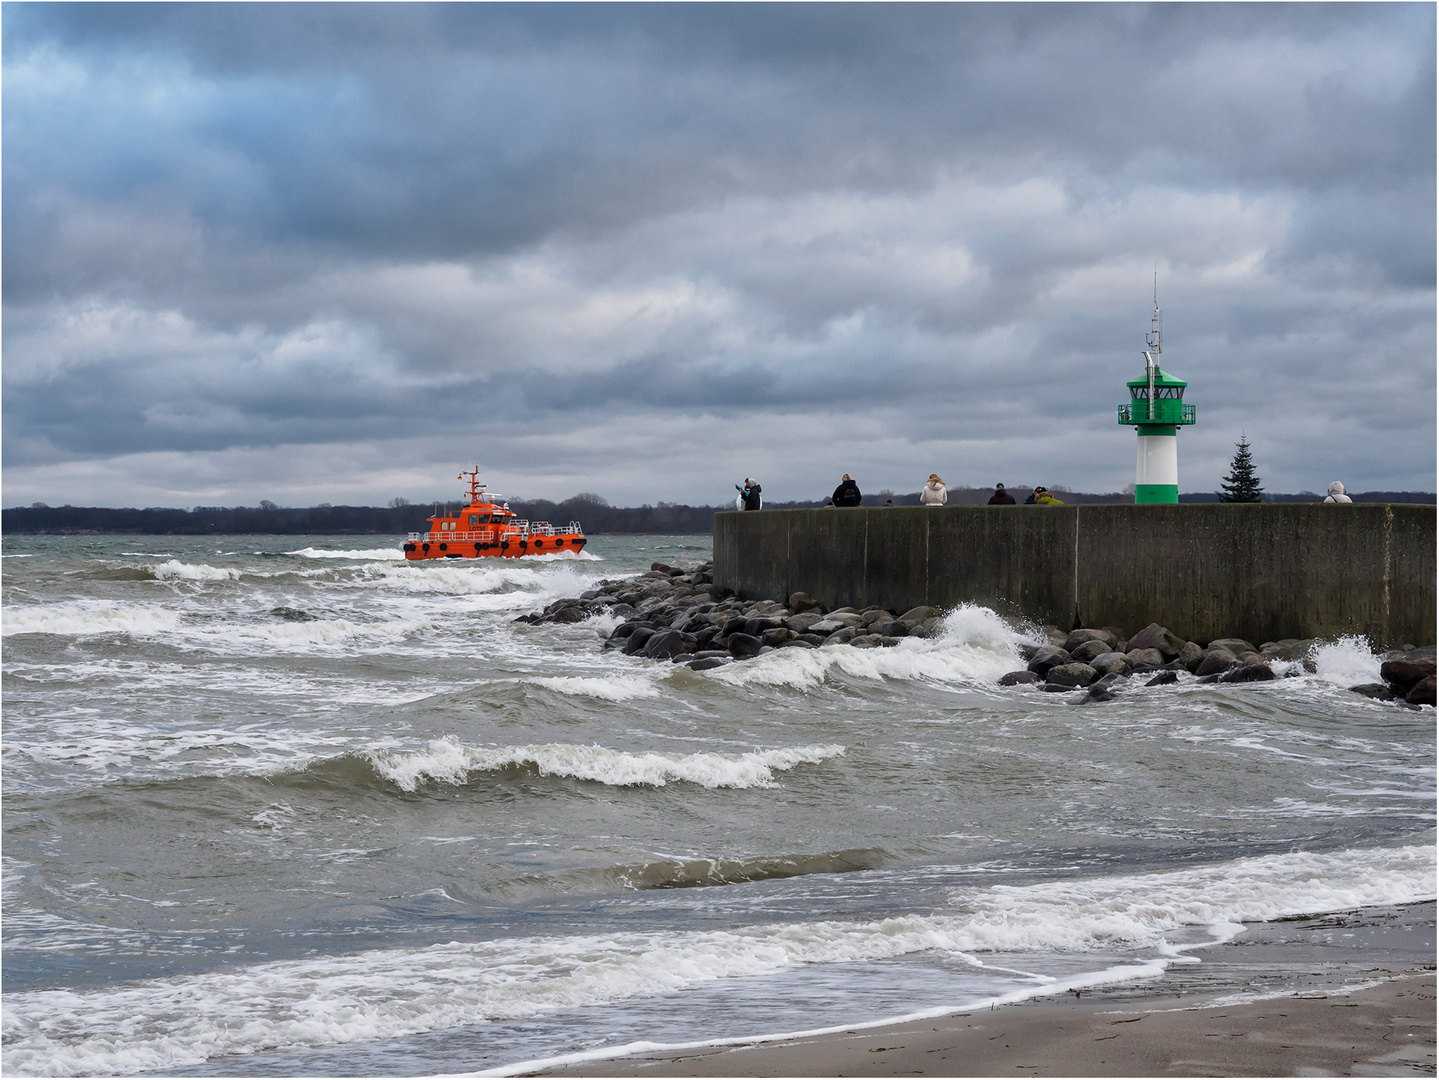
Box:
[713,504,1436,648]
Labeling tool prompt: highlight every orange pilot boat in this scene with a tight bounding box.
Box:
[403,466,586,561]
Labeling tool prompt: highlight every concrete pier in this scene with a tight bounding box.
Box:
[712,504,1436,647]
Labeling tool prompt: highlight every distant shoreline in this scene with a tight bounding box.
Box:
[4,491,1434,536]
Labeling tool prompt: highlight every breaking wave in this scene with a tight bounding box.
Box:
[360,739,847,792]
[5,840,1429,1077]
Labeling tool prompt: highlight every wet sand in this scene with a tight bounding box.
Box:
[522,902,1435,1078]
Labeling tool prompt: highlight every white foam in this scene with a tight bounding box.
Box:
[1,604,182,638]
[712,604,1023,690]
[528,675,661,702]
[5,841,1430,1078]
[148,559,241,582]
[1312,635,1383,685]
[287,546,405,560]
[364,739,847,792]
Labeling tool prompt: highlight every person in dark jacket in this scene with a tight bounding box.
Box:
[735,478,762,511]
[832,474,862,507]
[987,483,1016,505]
[1023,489,1037,504]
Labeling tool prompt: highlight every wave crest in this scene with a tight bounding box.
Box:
[362,739,847,792]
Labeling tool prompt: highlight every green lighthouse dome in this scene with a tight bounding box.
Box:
[1118,367,1195,431]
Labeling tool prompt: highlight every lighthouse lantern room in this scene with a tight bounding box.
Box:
[1117,287,1195,503]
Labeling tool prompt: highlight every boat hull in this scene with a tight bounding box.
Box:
[403,535,586,561]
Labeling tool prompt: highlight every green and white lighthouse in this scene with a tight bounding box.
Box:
[1118,289,1195,504]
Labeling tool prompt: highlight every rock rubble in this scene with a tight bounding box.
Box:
[516,561,945,671]
[518,566,1433,705]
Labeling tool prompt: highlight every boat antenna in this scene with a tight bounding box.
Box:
[1142,270,1161,420]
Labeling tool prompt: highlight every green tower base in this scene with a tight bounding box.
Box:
[1135,484,1179,504]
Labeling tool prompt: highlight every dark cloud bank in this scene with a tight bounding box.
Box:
[4,3,1433,508]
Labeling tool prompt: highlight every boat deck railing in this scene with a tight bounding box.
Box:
[405,521,584,543]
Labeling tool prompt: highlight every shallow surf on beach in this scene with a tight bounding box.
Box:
[2,534,1434,1077]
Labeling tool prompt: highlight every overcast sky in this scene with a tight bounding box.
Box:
[4,3,1434,509]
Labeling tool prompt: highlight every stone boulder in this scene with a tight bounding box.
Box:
[784,612,825,635]
[1219,663,1276,683]
[1063,628,1118,653]
[1145,670,1179,686]
[1194,653,1237,677]
[1069,639,1112,664]
[1125,647,1164,669]
[643,630,696,660]
[999,670,1040,686]
[910,617,944,639]
[822,628,858,647]
[1206,637,1257,656]
[900,606,942,623]
[687,656,730,672]
[1406,676,1436,706]
[1089,652,1133,677]
[1380,657,1436,693]
[727,633,764,659]
[1026,646,1072,676]
[1127,623,1184,658]
[761,627,795,647]
[1175,641,1204,672]
[788,592,823,613]
[622,627,658,655]
[1349,683,1395,701]
[1045,662,1098,688]
[809,613,865,635]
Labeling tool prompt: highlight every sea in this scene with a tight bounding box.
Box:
[2,533,1434,1077]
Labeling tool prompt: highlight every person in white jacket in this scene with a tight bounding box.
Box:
[1323,481,1353,504]
[920,474,947,506]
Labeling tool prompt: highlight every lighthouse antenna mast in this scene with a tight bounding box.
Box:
[1142,272,1161,422]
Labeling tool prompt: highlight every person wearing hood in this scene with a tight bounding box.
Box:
[1323,481,1353,504]
[920,474,947,506]
[832,474,863,507]
[987,483,1016,505]
[735,478,763,511]
[1033,486,1064,505]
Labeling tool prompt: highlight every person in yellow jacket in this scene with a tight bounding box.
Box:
[1033,486,1065,505]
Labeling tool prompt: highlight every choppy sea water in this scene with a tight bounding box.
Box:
[2,533,1434,1078]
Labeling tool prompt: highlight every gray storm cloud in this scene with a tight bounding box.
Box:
[3,3,1433,508]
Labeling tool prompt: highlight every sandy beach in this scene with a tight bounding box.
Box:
[525,902,1436,1078]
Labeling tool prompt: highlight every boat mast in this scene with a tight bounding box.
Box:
[1143,271,1161,421]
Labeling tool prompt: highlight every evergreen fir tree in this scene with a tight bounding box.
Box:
[1218,435,1264,502]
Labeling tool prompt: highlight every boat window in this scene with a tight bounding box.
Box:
[469,515,479,526]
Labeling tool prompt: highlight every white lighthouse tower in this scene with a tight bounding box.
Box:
[1118,285,1195,503]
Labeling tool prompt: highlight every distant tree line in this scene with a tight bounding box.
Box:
[5,489,1432,536]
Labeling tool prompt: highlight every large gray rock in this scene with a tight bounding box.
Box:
[1125,647,1164,669]
[1177,641,1204,672]
[1146,670,1179,686]
[727,633,764,658]
[643,629,695,660]
[788,592,823,613]
[1045,662,1098,688]
[1069,639,1112,663]
[1127,623,1184,658]
[760,627,795,647]
[1219,663,1276,683]
[822,628,858,647]
[1207,637,1258,655]
[809,613,865,635]
[1027,646,1072,676]
[1349,683,1395,700]
[879,620,910,638]
[910,617,945,639]
[1406,676,1436,706]
[850,634,884,649]
[1063,628,1118,653]
[622,627,658,655]
[1194,653,1237,677]
[1089,651,1133,676]
[1381,657,1436,692]
[999,670,1040,686]
[900,606,942,622]
[687,656,729,672]
[744,616,786,637]
[784,612,825,634]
